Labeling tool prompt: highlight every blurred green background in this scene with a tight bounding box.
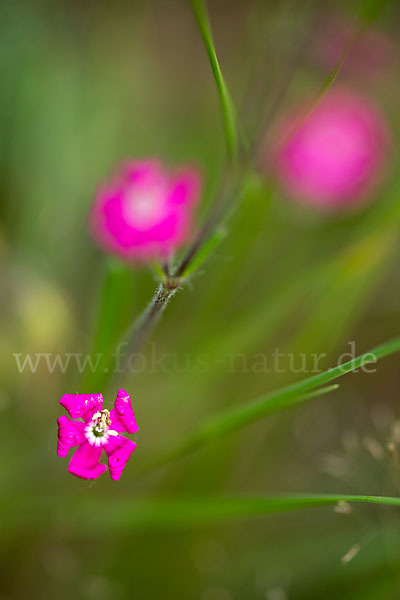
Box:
[1,0,400,598]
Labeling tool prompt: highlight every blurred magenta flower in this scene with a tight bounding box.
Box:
[90,159,201,261]
[57,389,138,480]
[271,89,392,209]
[315,18,395,81]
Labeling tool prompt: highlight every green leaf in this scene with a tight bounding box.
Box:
[195,335,400,440]
[180,226,227,277]
[146,336,400,468]
[151,262,167,282]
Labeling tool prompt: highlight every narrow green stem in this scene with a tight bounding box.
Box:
[190,0,238,166]
[116,283,178,379]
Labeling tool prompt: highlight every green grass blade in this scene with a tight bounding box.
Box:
[180,226,227,277]
[190,0,238,165]
[65,494,400,532]
[188,384,340,449]
[146,337,400,468]
[145,385,339,470]
[4,493,400,536]
[190,336,400,443]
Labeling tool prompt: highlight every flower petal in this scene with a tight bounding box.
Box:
[60,393,103,422]
[169,167,201,207]
[104,434,137,481]
[68,442,107,480]
[110,389,139,434]
[57,416,85,457]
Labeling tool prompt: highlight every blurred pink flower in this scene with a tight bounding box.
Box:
[271,89,392,209]
[57,389,138,480]
[90,159,201,261]
[315,18,395,80]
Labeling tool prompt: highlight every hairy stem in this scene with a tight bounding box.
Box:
[116,283,178,382]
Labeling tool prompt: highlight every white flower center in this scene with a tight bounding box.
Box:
[122,184,166,230]
[85,409,118,447]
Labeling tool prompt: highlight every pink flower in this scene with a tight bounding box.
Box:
[271,89,392,209]
[57,389,138,480]
[90,159,201,261]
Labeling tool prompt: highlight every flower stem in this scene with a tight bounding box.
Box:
[190,0,238,167]
[117,282,178,379]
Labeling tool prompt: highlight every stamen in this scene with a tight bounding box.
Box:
[85,409,113,446]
